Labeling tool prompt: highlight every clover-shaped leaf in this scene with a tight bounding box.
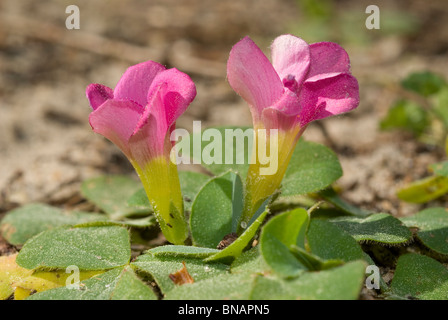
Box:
[132,253,228,295]
[390,253,448,300]
[16,225,131,270]
[259,208,309,278]
[27,266,157,300]
[0,203,107,246]
[81,175,151,219]
[280,140,343,197]
[307,219,364,262]
[401,207,448,255]
[330,213,412,245]
[164,273,255,300]
[190,171,243,248]
[250,260,366,300]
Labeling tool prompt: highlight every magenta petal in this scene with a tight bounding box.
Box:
[270,89,301,116]
[299,73,359,126]
[86,84,113,110]
[129,90,167,164]
[271,34,310,90]
[261,107,300,133]
[147,68,197,128]
[227,36,284,119]
[114,61,166,107]
[130,68,196,165]
[308,42,351,78]
[89,99,144,158]
[128,113,162,166]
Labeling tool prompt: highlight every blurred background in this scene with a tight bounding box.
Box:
[0,0,447,217]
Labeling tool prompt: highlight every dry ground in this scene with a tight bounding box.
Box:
[1,0,448,256]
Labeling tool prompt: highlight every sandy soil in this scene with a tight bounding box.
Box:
[1,0,448,230]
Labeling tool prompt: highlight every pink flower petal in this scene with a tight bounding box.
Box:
[308,42,351,78]
[270,89,301,117]
[129,89,167,165]
[271,34,310,91]
[89,99,144,158]
[86,84,113,110]
[130,68,197,157]
[261,106,299,133]
[299,73,359,126]
[227,36,283,120]
[114,61,166,107]
[147,68,197,128]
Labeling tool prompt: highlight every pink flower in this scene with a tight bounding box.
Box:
[227,35,360,228]
[86,61,196,167]
[86,61,196,245]
[227,34,359,132]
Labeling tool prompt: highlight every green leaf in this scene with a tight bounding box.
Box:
[433,86,448,129]
[390,253,448,300]
[126,189,150,209]
[230,247,269,275]
[378,10,420,36]
[114,216,157,228]
[190,171,243,248]
[188,126,253,178]
[146,245,220,259]
[0,204,107,246]
[380,99,429,136]
[0,254,33,300]
[401,71,446,97]
[259,209,309,277]
[330,213,412,244]
[280,140,343,197]
[178,171,212,211]
[289,245,344,271]
[72,219,155,229]
[250,260,366,300]
[187,127,342,197]
[164,273,255,300]
[397,175,448,203]
[127,171,211,211]
[429,160,448,177]
[401,207,448,255]
[205,210,268,264]
[131,253,228,295]
[81,175,150,219]
[13,269,104,300]
[27,266,157,300]
[307,219,364,262]
[16,225,131,270]
[318,187,371,217]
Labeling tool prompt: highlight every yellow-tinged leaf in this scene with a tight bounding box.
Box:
[13,287,35,300]
[13,269,104,300]
[0,254,33,300]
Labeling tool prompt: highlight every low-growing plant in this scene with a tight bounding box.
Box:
[381,71,448,146]
[1,35,447,301]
